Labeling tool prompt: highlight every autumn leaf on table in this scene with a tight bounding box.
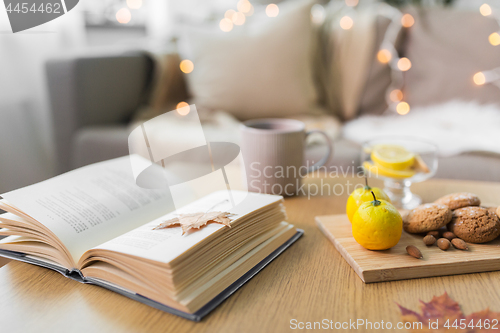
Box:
[153,211,233,234]
[398,293,500,333]
[465,309,500,333]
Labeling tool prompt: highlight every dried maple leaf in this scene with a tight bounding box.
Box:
[153,211,232,235]
[466,309,500,333]
[398,293,500,333]
[399,293,465,333]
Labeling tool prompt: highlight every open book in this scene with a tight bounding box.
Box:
[0,156,302,321]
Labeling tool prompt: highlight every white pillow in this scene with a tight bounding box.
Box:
[178,0,321,120]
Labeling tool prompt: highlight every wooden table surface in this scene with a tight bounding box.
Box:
[1,176,500,333]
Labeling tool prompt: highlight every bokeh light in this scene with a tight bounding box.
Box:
[176,102,190,116]
[225,9,236,20]
[389,89,404,102]
[401,14,414,28]
[232,12,246,25]
[489,32,500,46]
[473,72,486,85]
[116,8,131,24]
[179,60,194,74]
[266,4,279,17]
[126,0,142,9]
[480,4,492,16]
[340,16,353,30]
[397,57,412,71]
[220,18,233,32]
[238,0,252,14]
[345,0,358,6]
[310,4,326,25]
[377,49,392,64]
[396,102,410,115]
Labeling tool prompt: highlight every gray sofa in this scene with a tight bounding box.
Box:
[46,52,500,182]
[45,53,154,173]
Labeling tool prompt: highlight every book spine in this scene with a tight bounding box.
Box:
[65,268,85,282]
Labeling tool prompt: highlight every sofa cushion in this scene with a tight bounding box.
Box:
[318,3,404,121]
[178,0,322,120]
[405,8,500,107]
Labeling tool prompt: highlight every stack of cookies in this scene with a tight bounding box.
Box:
[403,192,500,245]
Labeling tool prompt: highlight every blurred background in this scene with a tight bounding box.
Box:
[1,0,499,193]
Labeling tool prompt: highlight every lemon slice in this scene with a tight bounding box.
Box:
[371,144,415,171]
[363,161,415,179]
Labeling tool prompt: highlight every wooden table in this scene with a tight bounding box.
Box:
[1,176,500,332]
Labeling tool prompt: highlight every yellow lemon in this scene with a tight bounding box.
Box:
[363,161,415,179]
[352,193,402,250]
[346,186,390,223]
[371,144,415,171]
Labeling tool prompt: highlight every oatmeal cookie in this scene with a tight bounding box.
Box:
[403,203,452,234]
[434,192,480,210]
[448,206,500,243]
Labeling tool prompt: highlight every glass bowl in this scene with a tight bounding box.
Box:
[361,137,438,210]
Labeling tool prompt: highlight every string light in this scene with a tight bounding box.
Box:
[340,16,354,30]
[389,89,404,102]
[397,57,412,71]
[475,4,500,90]
[489,32,500,46]
[311,4,326,25]
[179,60,194,74]
[220,18,233,32]
[377,49,392,64]
[473,72,486,85]
[176,102,190,116]
[396,102,410,115]
[221,1,252,33]
[225,9,236,20]
[232,12,246,25]
[480,3,492,16]
[237,0,252,14]
[401,14,414,28]
[116,8,131,24]
[339,2,415,115]
[378,7,413,115]
[473,68,500,87]
[126,0,142,9]
[266,4,279,17]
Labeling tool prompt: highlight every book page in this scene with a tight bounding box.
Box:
[89,191,283,265]
[1,155,175,264]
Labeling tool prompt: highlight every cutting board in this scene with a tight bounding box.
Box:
[316,214,500,283]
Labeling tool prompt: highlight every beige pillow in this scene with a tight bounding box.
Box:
[317,3,403,121]
[405,8,500,107]
[178,0,321,120]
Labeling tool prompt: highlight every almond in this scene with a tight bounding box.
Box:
[427,231,440,238]
[437,238,451,251]
[423,235,436,246]
[406,245,423,259]
[451,238,468,250]
[442,231,456,240]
